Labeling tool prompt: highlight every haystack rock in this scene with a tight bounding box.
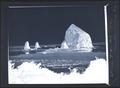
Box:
[61,24,93,51]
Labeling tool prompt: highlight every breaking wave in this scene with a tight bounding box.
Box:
[8,58,108,84]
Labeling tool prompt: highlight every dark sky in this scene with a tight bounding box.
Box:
[4,2,105,46]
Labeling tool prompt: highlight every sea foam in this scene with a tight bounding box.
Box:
[8,58,108,84]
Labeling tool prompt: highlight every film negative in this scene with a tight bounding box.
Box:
[0,0,119,87]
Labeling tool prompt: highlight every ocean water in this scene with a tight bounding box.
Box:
[9,42,106,74]
[9,58,108,84]
[8,42,108,84]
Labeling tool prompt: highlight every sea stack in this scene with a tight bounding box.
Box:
[61,24,93,51]
[35,42,40,50]
[24,41,30,54]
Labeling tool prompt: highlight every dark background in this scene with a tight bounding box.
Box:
[1,1,120,88]
[4,2,105,46]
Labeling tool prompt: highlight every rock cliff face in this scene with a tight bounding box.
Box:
[61,24,93,51]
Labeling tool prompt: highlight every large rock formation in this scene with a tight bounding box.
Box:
[61,24,93,51]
